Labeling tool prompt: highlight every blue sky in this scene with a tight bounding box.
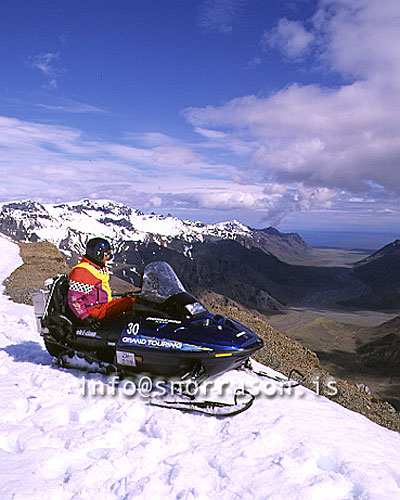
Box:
[1,0,400,238]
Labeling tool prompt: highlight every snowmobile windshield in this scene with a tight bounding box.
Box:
[140,261,187,303]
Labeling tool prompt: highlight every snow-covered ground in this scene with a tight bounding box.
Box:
[0,233,399,500]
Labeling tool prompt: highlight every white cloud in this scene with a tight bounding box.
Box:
[125,132,177,147]
[36,98,106,114]
[0,113,346,223]
[193,127,257,156]
[247,56,261,68]
[30,52,60,76]
[27,52,65,90]
[313,0,400,82]
[152,145,202,167]
[198,0,245,34]
[1,112,398,228]
[184,0,400,210]
[0,115,229,206]
[100,143,203,170]
[46,79,58,91]
[262,18,314,59]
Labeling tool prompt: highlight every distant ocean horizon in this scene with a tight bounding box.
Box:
[297,230,399,250]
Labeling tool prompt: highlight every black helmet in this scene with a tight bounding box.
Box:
[85,237,112,267]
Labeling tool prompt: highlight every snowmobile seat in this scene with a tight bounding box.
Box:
[52,276,69,314]
[52,276,78,321]
[42,275,78,339]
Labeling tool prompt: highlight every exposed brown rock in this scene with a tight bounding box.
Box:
[3,241,69,305]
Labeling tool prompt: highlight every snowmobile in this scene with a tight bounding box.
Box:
[32,262,305,416]
[32,261,268,415]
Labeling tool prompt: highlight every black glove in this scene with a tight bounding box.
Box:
[82,316,101,330]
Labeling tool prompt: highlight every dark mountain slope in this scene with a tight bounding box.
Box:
[340,239,400,309]
[357,316,400,377]
[244,226,312,263]
[114,239,364,313]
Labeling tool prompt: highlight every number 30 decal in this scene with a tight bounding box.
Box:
[127,322,140,335]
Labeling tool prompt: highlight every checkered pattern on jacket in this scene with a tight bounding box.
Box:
[69,280,94,295]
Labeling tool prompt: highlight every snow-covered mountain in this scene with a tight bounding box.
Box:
[0,199,366,314]
[0,199,310,262]
[0,233,400,500]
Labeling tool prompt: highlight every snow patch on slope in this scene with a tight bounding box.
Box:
[0,234,400,499]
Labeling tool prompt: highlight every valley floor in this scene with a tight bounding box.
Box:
[284,247,372,267]
[267,307,400,410]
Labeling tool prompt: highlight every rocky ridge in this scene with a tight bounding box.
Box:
[0,199,311,264]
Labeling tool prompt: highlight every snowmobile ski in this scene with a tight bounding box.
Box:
[241,359,305,388]
[150,389,255,417]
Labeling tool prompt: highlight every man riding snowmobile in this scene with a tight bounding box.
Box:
[68,237,135,329]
